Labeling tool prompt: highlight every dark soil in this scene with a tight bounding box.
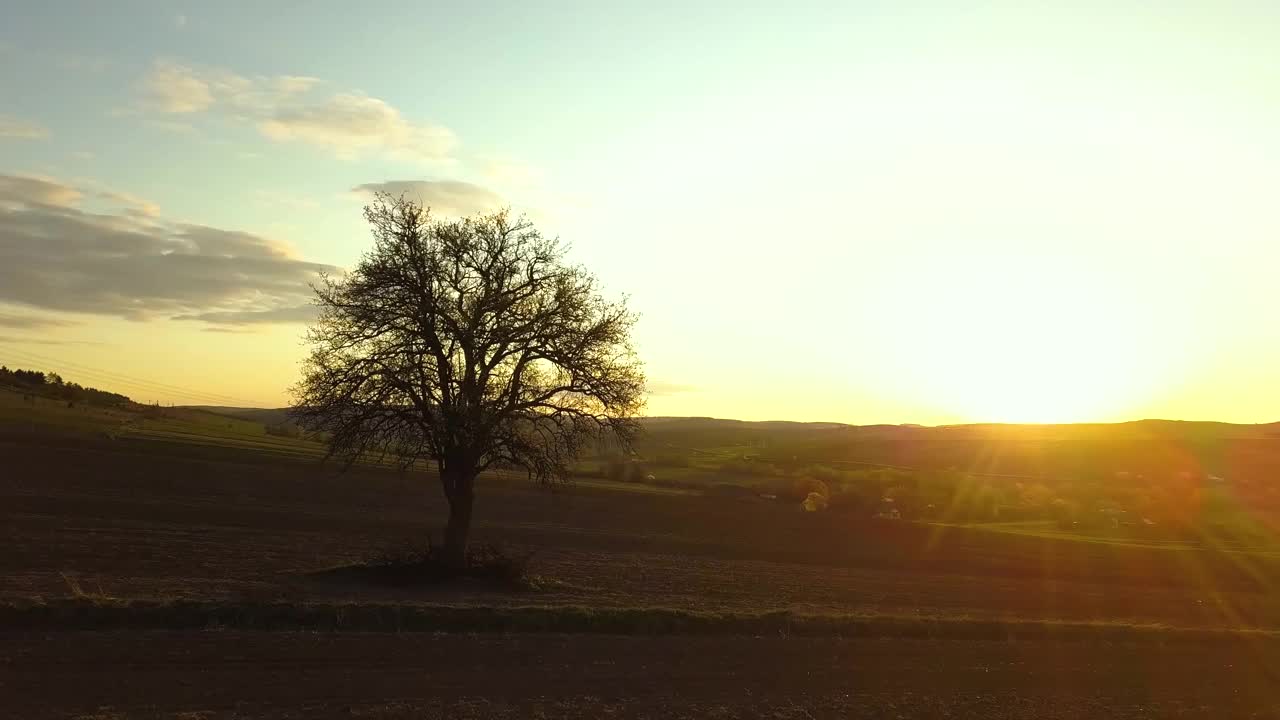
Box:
[4,432,1279,628]
[5,430,1280,717]
[4,631,1280,719]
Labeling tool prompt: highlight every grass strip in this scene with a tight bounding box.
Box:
[4,598,1279,642]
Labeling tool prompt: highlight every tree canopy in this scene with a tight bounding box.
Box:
[291,194,644,564]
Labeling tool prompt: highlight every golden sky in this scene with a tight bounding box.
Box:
[1,2,1277,425]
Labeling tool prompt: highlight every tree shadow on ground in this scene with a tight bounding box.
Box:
[306,541,539,593]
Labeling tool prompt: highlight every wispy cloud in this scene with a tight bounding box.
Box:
[0,334,102,346]
[0,174,83,206]
[0,311,78,330]
[97,189,161,217]
[142,60,215,113]
[0,115,50,140]
[176,304,319,326]
[0,173,337,327]
[141,59,319,117]
[138,59,453,163]
[351,180,505,217]
[260,93,455,163]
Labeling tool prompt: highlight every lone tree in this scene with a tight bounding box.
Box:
[292,195,644,567]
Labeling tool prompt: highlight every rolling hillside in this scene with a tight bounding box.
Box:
[188,406,1280,485]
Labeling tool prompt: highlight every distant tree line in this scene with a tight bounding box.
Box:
[0,366,132,407]
[744,463,1210,530]
[585,448,1224,535]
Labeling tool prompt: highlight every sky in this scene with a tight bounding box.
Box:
[1,0,1278,425]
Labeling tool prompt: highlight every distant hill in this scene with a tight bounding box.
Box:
[184,408,1280,481]
[158,405,1280,533]
[188,406,295,428]
[631,417,1280,481]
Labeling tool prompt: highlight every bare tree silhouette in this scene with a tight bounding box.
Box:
[292,194,644,566]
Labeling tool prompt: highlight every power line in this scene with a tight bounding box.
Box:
[0,343,275,407]
[0,347,231,403]
[0,344,258,402]
[2,364,255,406]
[4,360,270,407]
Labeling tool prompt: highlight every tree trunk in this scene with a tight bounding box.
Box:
[441,476,474,569]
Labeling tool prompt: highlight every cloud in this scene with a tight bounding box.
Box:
[0,311,77,329]
[175,304,319,325]
[0,115,50,140]
[352,180,506,217]
[0,173,338,326]
[270,75,324,97]
[139,59,449,162]
[0,175,82,207]
[97,189,161,217]
[141,59,320,117]
[259,94,455,162]
[142,60,215,113]
[0,334,101,346]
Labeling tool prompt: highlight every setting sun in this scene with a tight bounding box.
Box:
[876,255,1183,424]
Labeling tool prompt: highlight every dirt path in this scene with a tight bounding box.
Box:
[4,631,1279,719]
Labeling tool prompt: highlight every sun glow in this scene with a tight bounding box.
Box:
[879,255,1182,424]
